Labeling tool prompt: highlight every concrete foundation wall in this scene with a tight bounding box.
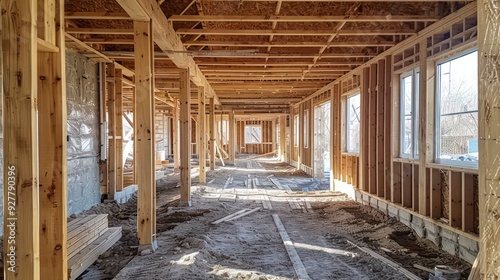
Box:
[334,179,479,264]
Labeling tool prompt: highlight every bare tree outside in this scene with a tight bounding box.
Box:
[347,93,361,153]
[437,50,478,162]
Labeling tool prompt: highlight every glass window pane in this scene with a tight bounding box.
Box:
[346,93,360,152]
[437,51,478,165]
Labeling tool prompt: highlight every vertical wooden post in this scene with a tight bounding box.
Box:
[38,0,67,278]
[179,68,192,206]
[478,1,500,276]
[115,69,124,192]
[198,86,207,183]
[384,55,393,201]
[272,118,277,155]
[2,0,40,278]
[134,20,157,251]
[173,99,180,169]
[360,67,370,192]
[209,97,216,170]
[107,63,117,197]
[376,59,385,197]
[229,110,235,162]
[280,115,286,161]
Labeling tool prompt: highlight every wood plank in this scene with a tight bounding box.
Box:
[430,168,442,220]
[402,163,412,208]
[68,227,122,280]
[37,0,68,278]
[198,86,207,182]
[384,55,393,201]
[209,97,216,170]
[134,20,156,250]
[107,63,117,196]
[115,69,124,192]
[462,173,474,232]
[449,171,462,228]
[177,28,417,36]
[68,215,107,240]
[2,0,40,278]
[392,162,402,204]
[368,64,377,194]
[180,68,192,205]
[169,15,440,22]
[352,157,358,188]
[272,214,311,280]
[173,99,180,169]
[68,220,107,259]
[376,59,385,198]
[211,209,249,225]
[412,164,420,212]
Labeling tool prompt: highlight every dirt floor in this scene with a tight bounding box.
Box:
[76,156,472,280]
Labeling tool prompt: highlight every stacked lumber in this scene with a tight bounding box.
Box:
[67,214,122,280]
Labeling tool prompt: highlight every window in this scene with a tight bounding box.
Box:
[400,69,419,158]
[294,115,299,147]
[346,93,361,153]
[436,50,478,166]
[244,125,262,144]
[304,110,309,148]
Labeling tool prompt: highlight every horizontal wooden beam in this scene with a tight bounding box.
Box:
[200,67,350,72]
[202,0,469,2]
[66,28,134,35]
[177,28,417,36]
[196,61,363,67]
[185,40,395,47]
[221,98,301,103]
[169,15,440,22]
[65,12,130,20]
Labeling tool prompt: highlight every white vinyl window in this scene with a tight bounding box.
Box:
[294,115,299,147]
[244,125,262,144]
[435,50,478,167]
[400,69,419,158]
[346,93,361,153]
[304,110,309,148]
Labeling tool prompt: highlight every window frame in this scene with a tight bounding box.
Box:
[399,68,420,159]
[244,124,263,144]
[434,49,478,168]
[345,92,361,154]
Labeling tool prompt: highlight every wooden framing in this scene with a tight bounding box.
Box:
[115,69,124,192]
[179,68,192,205]
[169,15,441,22]
[376,59,385,197]
[2,0,40,278]
[37,0,68,278]
[279,115,287,161]
[173,99,180,169]
[229,110,235,161]
[133,20,157,251]
[209,97,216,170]
[107,63,117,197]
[198,86,207,182]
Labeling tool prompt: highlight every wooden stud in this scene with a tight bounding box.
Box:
[198,86,207,183]
[462,173,474,232]
[2,0,40,278]
[347,156,352,184]
[430,168,442,220]
[133,20,157,251]
[229,110,235,161]
[361,68,370,192]
[209,97,216,170]
[402,163,412,208]
[179,68,192,206]
[449,171,462,228]
[173,99,180,169]
[368,64,377,194]
[412,164,420,212]
[107,63,117,197]
[392,162,402,204]
[38,0,68,277]
[352,157,358,188]
[115,69,124,192]
[384,55,393,201]
[376,59,385,198]
[279,115,286,161]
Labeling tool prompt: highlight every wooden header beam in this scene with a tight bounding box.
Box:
[176,28,417,36]
[169,15,440,22]
[116,0,220,105]
[184,40,395,47]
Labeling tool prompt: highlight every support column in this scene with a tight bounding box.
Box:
[107,63,117,197]
[289,105,294,164]
[37,0,68,278]
[198,87,207,183]
[134,20,157,252]
[478,1,500,277]
[229,111,235,161]
[280,115,286,161]
[179,68,192,206]
[272,119,277,155]
[173,99,180,169]
[2,0,40,278]
[209,97,216,170]
[115,69,124,192]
